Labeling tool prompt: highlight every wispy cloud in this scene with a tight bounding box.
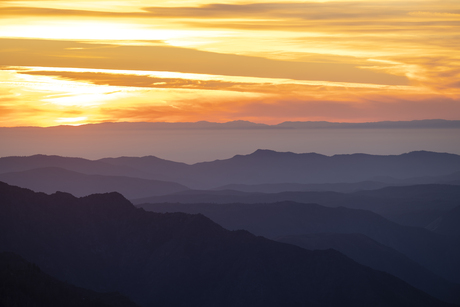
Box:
[15,69,407,94]
[0,39,408,85]
[1,1,459,126]
[97,93,460,124]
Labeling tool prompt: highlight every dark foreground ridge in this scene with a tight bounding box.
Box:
[0,181,454,307]
[0,252,138,307]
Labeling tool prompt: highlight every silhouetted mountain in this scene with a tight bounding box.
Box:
[98,155,189,179]
[131,188,336,205]
[134,184,460,229]
[277,233,460,304]
[97,155,190,183]
[426,205,460,236]
[0,182,452,307]
[5,150,460,189]
[0,252,138,307]
[0,154,157,179]
[139,201,460,285]
[213,171,460,194]
[376,171,460,186]
[179,150,460,188]
[354,185,460,227]
[355,183,460,200]
[275,119,460,129]
[214,181,391,193]
[3,120,460,164]
[0,167,189,199]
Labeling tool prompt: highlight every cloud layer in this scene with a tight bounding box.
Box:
[0,0,459,126]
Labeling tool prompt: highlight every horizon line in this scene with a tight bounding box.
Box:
[2,118,460,129]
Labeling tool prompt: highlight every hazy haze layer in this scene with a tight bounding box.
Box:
[1,120,459,163]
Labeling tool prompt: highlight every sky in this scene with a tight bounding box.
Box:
[0,0,459,127]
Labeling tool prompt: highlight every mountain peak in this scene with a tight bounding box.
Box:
[405,150,444,156]
[81,191,134,213]
[251,149,280,155]
[248,149,326,159]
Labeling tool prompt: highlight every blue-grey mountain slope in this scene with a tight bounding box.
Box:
[134,184,460,228]
[426,205,460,236]
[105,150,460,189]
[0,167,189,199]
[3,150,460,190]
[277,233,460,304]
[139,201,460,287]
[0,181,453,307]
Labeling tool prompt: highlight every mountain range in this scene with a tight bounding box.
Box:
[2,149,460,305]
[1,150,460,191]
[138,201,460,286]
[101,149,460,189]
[0,167,189,199]
[1,151,460,232]
[0,181,454,307]
[135,184,460,229]
[277,233,460,304]
[213,170,460,193]
[2,120,459,163]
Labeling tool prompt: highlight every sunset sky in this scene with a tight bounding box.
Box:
[1,0,459,127]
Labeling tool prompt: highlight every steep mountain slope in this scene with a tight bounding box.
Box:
[0,252,138,307]
[139,201,460,286]
[0,167,189,199]
[277,233,460,304]
[134,184,460,228]
[0,181,451,307]
[427,205,460,236]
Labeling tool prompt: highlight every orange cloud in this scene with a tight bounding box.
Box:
[92,89,460,124]
[1,1,459,127]
[0,39,408,85]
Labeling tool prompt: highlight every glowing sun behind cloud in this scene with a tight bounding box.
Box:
[0,0,459,127]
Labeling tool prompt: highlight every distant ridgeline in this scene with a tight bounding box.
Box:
[1,120,460,163]
[1,150,460,191]
[7,119,460,129]
[0,181,456,307]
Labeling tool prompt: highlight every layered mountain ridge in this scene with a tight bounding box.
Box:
[2,150,460,190]
[0,181,453,307]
